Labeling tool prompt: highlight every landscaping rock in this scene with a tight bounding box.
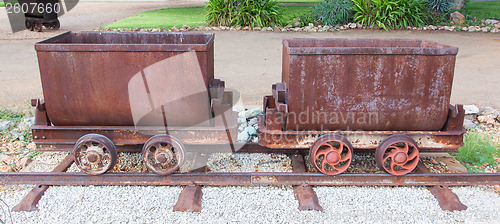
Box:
[485,19,499,25]
[237,130,249,142]
[238,123,247,132]
[170,26,179,32]
[253,27,261,31]
[21,157,33,168]
[245,108,263,119]
[243,26,250,30]
[450,12,464,24]
[468,26,476,32]
[479,107,499,117]
[349,23,357,29]
[464,105,480,115]
[247,126,257,136]
[463,119,476,130]
[248,117,258,127]
[478,115,496,125]
[0,119,13,131]
[0,165,14,172]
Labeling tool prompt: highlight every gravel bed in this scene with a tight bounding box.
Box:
[1,185,499,223]
[207,153,292,172]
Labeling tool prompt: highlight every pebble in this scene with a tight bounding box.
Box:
[247,126,257,136]
[463,119,477,130]
[478,115,497,125]
[236,130,249,142]
[0,119,13,130]
[247,117,258,127]
[464,105,480,114]
[245,108,262,119]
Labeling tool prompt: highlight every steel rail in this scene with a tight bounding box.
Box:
[1,172,499,186]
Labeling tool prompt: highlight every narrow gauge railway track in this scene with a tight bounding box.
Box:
[2,148,499,213]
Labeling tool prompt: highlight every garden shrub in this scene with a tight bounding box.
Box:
[351,0,427,30]
[312,0,354,26]
[427,0,454,13]
[206,0,283,27]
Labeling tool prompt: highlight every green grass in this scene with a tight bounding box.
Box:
[461,1,500,20]
[103,6,312,29]
[104,7,207,29]
[452,132,500,173]
[0,1,19,7]
[0,109,33,143]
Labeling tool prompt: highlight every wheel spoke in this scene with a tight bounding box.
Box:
[339,149,352,162]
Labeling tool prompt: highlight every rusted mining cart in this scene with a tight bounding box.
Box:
[19,0,61,32]
[32,32,237,175]
[259,38,465,176]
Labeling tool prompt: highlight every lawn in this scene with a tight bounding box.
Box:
[462,1,500,19]
[103,6,311,29]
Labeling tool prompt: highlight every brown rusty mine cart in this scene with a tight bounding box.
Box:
[31,31,237,175]
[4,33,500,213]
[258,38,465,175]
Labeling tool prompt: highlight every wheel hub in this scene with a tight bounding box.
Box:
[325,151,340,164]
[394,152,408,164]
[86,146,104,164]
[155,150,173,164]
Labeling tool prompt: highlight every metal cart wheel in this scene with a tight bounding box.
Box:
[32,20,43,32]
[375,135,420,176]
[73,134,118,175]
[309,134,353,175]
[142,134,185,175]
[25,19,33,31]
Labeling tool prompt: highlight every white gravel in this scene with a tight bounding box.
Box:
[1,152,499,223]
[1,185,499,223]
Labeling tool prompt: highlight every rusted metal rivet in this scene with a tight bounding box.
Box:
[34,136,38,139]
[42,136,46,139]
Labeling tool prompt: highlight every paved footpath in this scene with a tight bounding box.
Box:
[0,2,499,109]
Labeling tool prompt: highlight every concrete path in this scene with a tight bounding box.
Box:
[0,2,499,110]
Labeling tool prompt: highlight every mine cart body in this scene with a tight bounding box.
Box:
[32,32,236,148]
[19,0,60,31]
[259,38,465,152]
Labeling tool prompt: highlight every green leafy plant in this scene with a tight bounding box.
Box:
[234,0,283,27]
[206,0,238,27]
[206,0,283,27]
[351,0,427,30]
[312,0,353,26]
[427,0,454,13]
[452,132,500,172]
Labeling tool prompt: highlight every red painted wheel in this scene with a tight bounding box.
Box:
[375,135,419,176]
[73,134,118,175]
[309,134,353,175]
[142,135,185,175]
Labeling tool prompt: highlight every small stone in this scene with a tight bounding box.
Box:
[463,105,480,114]
[481,27,490,32]
[462,27,468,31]
[253,27,261,31]
[247,126,257,136]
[238,110,246,119]
[273,26,280,32]
[479,107,499,116]
[237,117,247,125]
[248,117,258,127]
[281,28,287,32]
[0,165,14,172]
[0,120,13,130]
[491,28,500,33]
[463,119,476,130]
[439,161,446,167]
[485,19,499,25]
[243,26,250,30]
[170,26,179,32]
[285,25,293,29]
[293,21,301,27]
[21,157,33,168]
[468,26,476,32]
[245,108,263,119]
[308,23,314,28]
[237,130,249,142]
[477,115,496,125]
[349,23,357,29]
[238,123,247,132]
[235,26,242,30]
[261,27,267,31]
[450,11,464,24]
